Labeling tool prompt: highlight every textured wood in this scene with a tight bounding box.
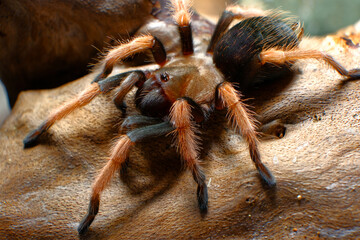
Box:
[0,13,360,240]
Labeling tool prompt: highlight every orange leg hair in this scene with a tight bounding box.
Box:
[23,83,102,148]
[169,98,208,211]
[95,35,166,82]
[77,120,174,234]
[23,33,162,148]
[23,70,145,148]
[216,82,276,186]
[78,135,134,234]
[171,0,192,27]
[171,0,194,55]
[260,49,360,78]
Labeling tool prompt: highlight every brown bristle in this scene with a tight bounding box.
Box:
[171,0,192,27]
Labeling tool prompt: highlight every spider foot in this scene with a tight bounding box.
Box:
[192,167,208,213]
[257,164,276,187]
[77,214,95,235]
[23,126,45,148]
[348,68,360,79]
[78,195,99,235]
[197,183,208,213]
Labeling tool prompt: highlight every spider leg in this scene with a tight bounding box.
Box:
[23,71,142,148]
[78,135,133,235]
[171,0,194,55]
[216,82,276,187]
[93,35,167,82]
[207,6,265,53]
[112,71,146,113]
[23,83,101,148]
[121,115,162,129]
[78,121,175,234]
[170,98,208,212]
[260,49,360,79]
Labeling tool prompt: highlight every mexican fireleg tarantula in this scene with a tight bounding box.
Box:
[23,0,360,234]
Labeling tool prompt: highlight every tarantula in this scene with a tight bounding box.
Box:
[23,0,360,234]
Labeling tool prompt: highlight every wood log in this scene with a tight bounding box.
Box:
[0,12,359,240]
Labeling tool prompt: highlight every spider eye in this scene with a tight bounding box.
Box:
[160,72,169,82]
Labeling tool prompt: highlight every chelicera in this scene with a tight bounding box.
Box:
[23,0,360,234]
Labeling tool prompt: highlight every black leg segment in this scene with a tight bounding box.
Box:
[178,25,194,55]
[126,122,175,143]
[121,115,162,129]
[78,194,100,235]
[192,165,208,213]
[97,70,141,93]
[23,122,48,148]
[112,71,146,113]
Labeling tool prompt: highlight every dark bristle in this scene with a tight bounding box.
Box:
[78,215,95,235]
[78,196,100,235]
[192,167,208,213]
[178,25,194,55]
[207,10,234,53]
[197,184,208,213]
[258,165,276,187]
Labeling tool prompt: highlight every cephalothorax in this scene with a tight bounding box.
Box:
[23,0,360,234]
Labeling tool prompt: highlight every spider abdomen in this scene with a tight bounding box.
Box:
[213,16,300,90]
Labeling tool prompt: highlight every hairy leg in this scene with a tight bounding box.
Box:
[78,135,133,234]
[111,71,146,113]
[78,121,175,234]
[170,98,208,211]
[121,115,162,129]
[216,82,276,186]
[171,0,194,55]
[23,71,143,148]
[94,35,167,82]
[260,49,360,79]
[23,83,101,148]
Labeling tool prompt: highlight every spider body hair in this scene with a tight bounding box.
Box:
[213,15,301,90]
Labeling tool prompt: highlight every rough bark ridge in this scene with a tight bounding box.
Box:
[0,17,360,240]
